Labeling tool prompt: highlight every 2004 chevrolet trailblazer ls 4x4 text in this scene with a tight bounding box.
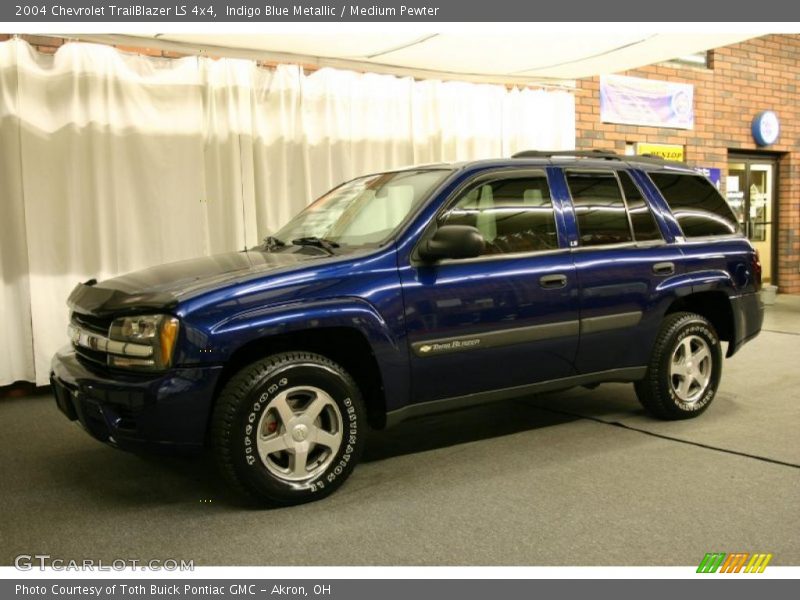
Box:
[52,150,764,505]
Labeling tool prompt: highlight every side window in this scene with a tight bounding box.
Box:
[440,174,558,256]
[649,173,739,237]
[619,172,663,242]
[565,170,633,246]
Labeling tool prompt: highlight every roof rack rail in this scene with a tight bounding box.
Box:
[512,149,686,166]
[512,149,621,160]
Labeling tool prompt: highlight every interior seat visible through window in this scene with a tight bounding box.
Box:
[439,173,558,256]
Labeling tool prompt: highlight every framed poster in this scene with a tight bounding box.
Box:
[601,75,694,130]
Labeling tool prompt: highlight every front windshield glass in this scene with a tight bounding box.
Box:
[273,169,451,247]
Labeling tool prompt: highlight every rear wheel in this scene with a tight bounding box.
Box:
[635,312,722,420]
[211,352,366,505]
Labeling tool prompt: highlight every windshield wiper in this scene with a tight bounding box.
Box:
[262,236,286,251]
[291,236,340,255]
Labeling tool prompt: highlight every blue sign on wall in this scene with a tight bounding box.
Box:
[751,111,780,146]
[695,167,721,190]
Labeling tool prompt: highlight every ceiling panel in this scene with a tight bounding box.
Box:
[517,33,757,78]
[159,33,431,60]
[370,33,650,75]
[130,32,758,82]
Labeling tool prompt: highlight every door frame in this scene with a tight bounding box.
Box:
[727,150,781,284]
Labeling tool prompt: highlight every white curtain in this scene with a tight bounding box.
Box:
[0,38,575,386]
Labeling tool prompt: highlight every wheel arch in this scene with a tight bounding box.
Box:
[204,298,407,439]
[664,290,735,355]
[210,326,389,435]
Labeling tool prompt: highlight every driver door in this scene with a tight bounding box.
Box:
[398,169,579,404]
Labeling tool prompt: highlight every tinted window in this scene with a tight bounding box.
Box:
[649,173,739,237]
[441,174,558,256]
[619,172,662,242]
[566,171,632,246]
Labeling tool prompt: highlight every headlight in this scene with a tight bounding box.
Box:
[108,315,180,370]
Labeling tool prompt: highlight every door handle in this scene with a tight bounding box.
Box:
[652,262,675,276]
[539,274,567,289]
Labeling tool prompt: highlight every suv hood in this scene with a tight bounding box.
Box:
[68,250,320,317]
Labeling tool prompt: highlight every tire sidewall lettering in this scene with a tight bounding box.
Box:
[240,369,359,494]
[243,376,288,466]
[317,396,357,492]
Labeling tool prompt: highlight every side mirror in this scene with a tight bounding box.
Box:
[418,225,485,262]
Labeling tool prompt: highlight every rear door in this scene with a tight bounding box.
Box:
[557,167,681,374]
[398,168,580,404]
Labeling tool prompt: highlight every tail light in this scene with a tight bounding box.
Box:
[751,249,762,291]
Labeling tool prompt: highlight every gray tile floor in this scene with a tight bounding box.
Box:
[1,296,798,566]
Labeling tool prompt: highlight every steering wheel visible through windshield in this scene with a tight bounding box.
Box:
[271,169,452,249]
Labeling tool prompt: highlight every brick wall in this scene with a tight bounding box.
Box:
[576,34,800,293]
[3,33,799,292]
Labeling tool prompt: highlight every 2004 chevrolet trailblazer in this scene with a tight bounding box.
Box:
[52,150,764,505]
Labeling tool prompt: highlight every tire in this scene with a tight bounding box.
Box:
[211,352,366,506]
[634,312,722,420]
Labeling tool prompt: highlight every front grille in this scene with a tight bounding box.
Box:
[72,312,113,335]
[71,312,113,368]
[74,345,107,369]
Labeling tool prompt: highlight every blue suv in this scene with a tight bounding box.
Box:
[52,150,764,505]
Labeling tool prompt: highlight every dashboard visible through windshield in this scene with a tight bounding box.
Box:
[269,169,452,250]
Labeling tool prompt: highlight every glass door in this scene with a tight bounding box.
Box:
[726,156,777,283]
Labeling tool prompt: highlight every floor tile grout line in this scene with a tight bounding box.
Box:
[761,328,800,336]
[535,405,800,470]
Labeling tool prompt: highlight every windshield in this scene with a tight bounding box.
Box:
[272,169,451,248]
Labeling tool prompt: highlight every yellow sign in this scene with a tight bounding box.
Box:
[636,143,684,162]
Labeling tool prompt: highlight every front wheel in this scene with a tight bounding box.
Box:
[635,312,722,420]
[211,352,366,505]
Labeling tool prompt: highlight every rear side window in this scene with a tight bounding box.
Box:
[565,171,633,246]
[619,172,662,242]
[649,173,739,237]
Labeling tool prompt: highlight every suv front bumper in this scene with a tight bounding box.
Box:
[50,347,223,453]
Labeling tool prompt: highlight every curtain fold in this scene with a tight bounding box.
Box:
[0,40,35,385]
[0,39,576,386]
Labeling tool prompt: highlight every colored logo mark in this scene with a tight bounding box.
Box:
[697,552,773,573]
